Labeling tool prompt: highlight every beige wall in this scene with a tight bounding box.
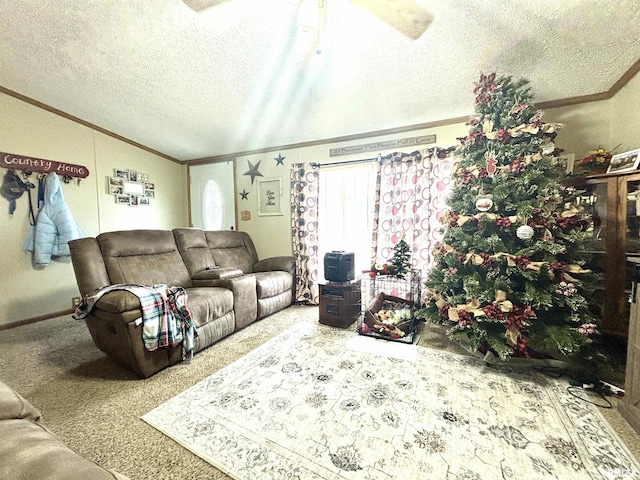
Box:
[0,93,188,327]
[611,72,640,153]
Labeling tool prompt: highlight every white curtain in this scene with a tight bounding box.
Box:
[317,162,378,277]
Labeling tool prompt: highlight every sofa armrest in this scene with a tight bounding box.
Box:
[92,291,141,320]
[0,381,42,423]
[192,267,244,281]
[254,256,294,273]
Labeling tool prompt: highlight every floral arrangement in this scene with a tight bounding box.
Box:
[576,147,613,173]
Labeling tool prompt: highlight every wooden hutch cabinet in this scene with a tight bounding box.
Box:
[621,258,640,433]
[575,170,640,337]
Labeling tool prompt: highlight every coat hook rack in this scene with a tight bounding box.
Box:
[0,151,90,182]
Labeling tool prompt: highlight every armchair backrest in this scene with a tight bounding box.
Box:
[204,230,259,274]
[172,228,217,276]
[97,230,192,288]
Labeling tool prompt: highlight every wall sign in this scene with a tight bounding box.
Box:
[329,135,436,157]
[257,178,282,216]
[0,151,89,178]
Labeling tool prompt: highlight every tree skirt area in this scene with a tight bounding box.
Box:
[142,323,639,480]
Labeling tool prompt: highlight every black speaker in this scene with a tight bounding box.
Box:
[324,251,355,282]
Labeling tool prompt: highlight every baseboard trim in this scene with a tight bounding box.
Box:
[0,309,74,331]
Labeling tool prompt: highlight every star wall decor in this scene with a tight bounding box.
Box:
[243,160,263,184]
[240,189,249,200]
[274,153,286,166]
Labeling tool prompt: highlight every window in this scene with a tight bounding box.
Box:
[202,179,223,231]
[317,162,377,277]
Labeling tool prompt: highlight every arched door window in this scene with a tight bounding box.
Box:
[203,179,223,230]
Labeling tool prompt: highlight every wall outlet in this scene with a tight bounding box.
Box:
[72,296,82,309]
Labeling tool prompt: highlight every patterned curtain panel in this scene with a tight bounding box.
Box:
[290,163,320,305]
[372,149,456,278]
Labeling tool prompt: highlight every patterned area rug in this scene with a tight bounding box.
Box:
[142,323,640,479]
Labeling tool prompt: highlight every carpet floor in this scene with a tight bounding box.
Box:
[0,305,638,479]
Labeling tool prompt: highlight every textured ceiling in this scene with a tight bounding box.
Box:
[1,0,640,162]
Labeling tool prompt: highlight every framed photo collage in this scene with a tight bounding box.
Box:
[108,169,155,206]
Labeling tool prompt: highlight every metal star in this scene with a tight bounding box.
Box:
[274,153,286,166]
[243,160,263,184]
[240,189,249,200]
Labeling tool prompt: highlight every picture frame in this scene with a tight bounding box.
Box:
[122,181,144,195]
[558,153,575,175]
[112,168,155,205]
[115,194,130,204]
[607,149,640,174]
[257,178,282,216]
[109,177,124,187]
[114,169,129,180]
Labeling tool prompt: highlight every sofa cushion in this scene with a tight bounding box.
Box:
[0,419,129,480]
[97,230,192,288]
[185,287,234,328]
[254,271,293,299]
[0,382,41,423]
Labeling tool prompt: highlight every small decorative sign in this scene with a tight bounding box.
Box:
[0,151,89,178]
[241,210,251,221]
[257,178,282,216]
[329,135,436,157]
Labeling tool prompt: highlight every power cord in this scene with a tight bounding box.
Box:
[532,365,624,408]
[567,384,613,409]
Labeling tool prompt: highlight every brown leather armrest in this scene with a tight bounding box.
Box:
[93,291,141,314]
[192,267,244,281]
[254,256,294,273]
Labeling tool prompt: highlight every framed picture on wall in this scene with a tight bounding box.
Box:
[607,149,640,174]
[257,178,282,216]
[114,169,129,180]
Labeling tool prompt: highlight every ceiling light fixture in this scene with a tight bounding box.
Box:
[183,0,433,40]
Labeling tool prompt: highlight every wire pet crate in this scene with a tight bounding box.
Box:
[358,269,421,343]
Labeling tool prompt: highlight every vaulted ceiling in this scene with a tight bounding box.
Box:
[1,1,640,162]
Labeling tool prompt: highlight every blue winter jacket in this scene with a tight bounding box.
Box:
[28,173,85,266]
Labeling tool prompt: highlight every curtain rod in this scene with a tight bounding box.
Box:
[310,155,380,169]
[309,148,445,169]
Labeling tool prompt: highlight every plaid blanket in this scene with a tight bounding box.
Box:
[74,284,197,362]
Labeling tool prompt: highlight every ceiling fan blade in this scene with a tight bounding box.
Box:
[182,0,230,12]
[351,0,433,40]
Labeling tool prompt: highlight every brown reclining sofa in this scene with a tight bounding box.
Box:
[69,228,295,378]
[0,380,129,480]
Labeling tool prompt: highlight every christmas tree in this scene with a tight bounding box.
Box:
[418,72,599,362]
[389,237,411,279]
